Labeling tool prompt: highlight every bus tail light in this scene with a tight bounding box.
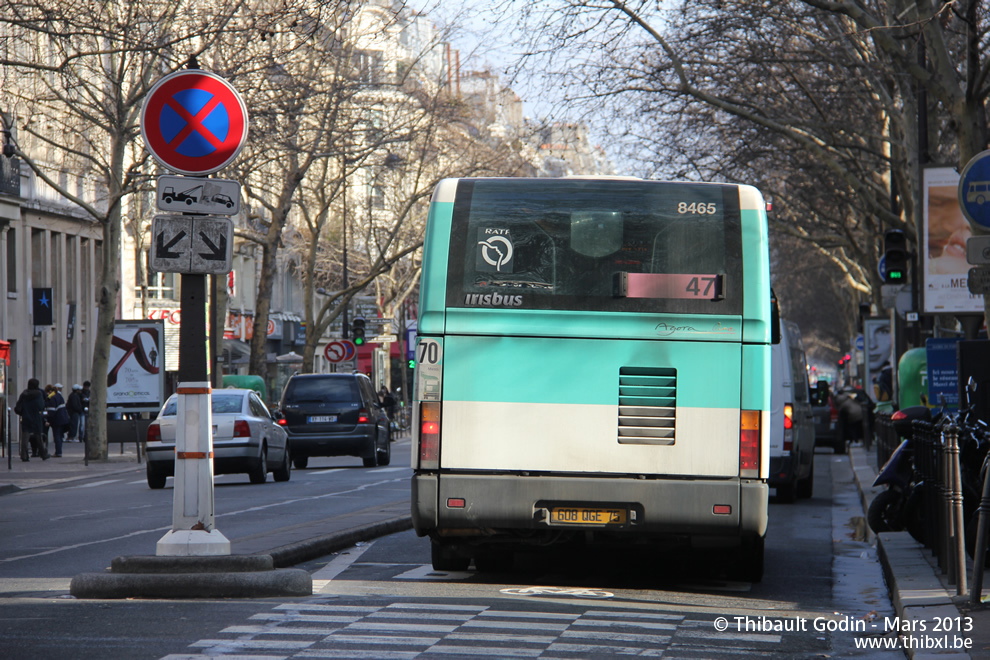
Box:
[740,410,761,478]
[783,403,794,451]
[419,402,441,469]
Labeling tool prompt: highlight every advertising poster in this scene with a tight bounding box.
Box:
[926,338,960,410]
[923,167,983,313]
[107,320,165,413]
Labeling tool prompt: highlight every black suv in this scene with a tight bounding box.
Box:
[278,373,391,468]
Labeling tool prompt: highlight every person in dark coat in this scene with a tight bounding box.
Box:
[14,378,48,461]
[47,383,70,457]
[67,384,85,442]
[79,381,91,444]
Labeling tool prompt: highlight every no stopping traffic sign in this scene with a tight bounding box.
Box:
[141,71,249,176]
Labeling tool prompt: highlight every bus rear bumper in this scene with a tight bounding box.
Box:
[412,473,768,545]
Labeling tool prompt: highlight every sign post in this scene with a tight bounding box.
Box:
[142,66,248,557]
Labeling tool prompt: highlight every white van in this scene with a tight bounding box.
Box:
[768,320,816,502]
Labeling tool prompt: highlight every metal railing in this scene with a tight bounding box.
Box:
[909,420,978,597]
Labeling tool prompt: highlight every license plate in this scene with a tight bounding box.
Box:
[550,507,627,525]
[308,415,336,423]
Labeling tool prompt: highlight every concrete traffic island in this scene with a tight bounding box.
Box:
[69,554,312,599]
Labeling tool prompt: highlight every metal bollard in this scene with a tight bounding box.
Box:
[945,425,967,596]
[971,451,990,604]
[940,429,952,575]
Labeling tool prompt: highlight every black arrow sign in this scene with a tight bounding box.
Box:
[156,230,186,259]
[199,232,227,261]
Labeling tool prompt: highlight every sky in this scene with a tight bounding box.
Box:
[409,0,552,119]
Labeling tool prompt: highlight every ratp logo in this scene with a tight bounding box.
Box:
[477,228,513,272]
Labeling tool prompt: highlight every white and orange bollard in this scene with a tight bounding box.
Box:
[157,382,230,556]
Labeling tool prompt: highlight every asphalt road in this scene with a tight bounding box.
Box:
[0,439,414,583]
[0,449,904,659]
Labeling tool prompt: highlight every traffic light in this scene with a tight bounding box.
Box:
[351,318,366,346]
[883,229,908,283]
[838,353,851,369]
[408,359,416,369]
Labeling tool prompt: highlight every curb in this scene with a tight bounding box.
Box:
[70,568,312,599]
[67,515,414,600]
[268,515,414,568]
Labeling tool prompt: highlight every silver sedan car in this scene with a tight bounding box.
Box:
[145,388,290,488]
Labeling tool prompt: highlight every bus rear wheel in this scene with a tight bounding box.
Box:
[728,535,764,583]
[431,540,470,572]
[474,547,514,573]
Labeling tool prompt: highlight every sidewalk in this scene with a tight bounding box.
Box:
[0,438,144,495]
[849,444,990,659]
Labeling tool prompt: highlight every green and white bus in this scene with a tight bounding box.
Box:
[410,177,774,581]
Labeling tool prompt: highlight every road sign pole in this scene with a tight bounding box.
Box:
[143,65,243,556]
[157,272,230,556]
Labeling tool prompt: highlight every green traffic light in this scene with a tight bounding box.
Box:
[353,336,365,346]
[408,360,415,369]
[889,271,903,279]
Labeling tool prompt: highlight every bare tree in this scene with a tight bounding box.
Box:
[0,0,274,459]
[507,0,990,349]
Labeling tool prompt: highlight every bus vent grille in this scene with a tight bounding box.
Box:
[617,367,676,445]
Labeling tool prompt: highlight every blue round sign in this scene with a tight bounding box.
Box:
[957,149,990,230]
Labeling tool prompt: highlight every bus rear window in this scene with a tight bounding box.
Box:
[446,179,743,314]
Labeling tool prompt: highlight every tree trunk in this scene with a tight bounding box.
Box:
[249,240,277,381]
[86,204,122,461]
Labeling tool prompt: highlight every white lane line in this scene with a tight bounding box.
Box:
[0,524,170,563]
[66,479,121,489]
[3,476,405,564]
[345,622,460,634]
[311,542,376,587]
[425,645,541,657]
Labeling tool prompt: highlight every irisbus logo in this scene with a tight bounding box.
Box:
[463,293,524,307]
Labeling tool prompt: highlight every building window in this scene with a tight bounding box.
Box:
[369,182,385,210]
[136,248,176,299]
[6,227,15,293]
[355,50,383,85]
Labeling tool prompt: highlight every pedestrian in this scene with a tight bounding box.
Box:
[47,383,70,457]
[833,386,865,449]
[13,378,49,461]
[79,381,91,444]
[67,384,85,442]
[379,386,396,421]
[42,384,54,456]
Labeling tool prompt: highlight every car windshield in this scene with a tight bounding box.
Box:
[160,393,244,417]
[284,378,360,403]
